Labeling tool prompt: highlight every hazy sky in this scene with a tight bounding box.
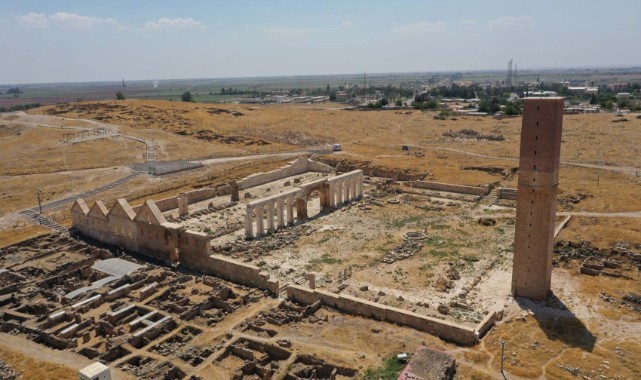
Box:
[2,0,640,84]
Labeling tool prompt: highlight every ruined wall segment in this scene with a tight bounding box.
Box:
[71,198,211,264]
[244,170,364,239]
[236,158,332,191]
[287,285,501,345]
[511,97,564,300]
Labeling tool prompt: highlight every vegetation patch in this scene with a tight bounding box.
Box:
[362,356,407,380]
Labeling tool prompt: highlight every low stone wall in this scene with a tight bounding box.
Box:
[186,255,280,295]
[287,285,480,345]
[134,185,231,213]
[497,187,518,201]
[474,309,501,338]
[407,181,490,196]
[237,158,332,191]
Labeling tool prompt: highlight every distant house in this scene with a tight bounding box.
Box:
[568,87,598,94]
[528,91,558,97]
[608,83,628,92]
[616,92,631,98]
[335,91,349,102]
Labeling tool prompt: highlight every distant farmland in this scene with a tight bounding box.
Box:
[2,66,641,107]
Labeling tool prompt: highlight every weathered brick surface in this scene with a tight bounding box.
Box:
[512,98,564,300]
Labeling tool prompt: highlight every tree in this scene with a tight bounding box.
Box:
[116,91,126,100]
[326,84,330,94]
[329,93,336,101]
[181,91,193,102]
[7,87,21,94]
[589,93,597,105]
[395,99,403,107]
[478,98,501,114]
[504,101,522,115]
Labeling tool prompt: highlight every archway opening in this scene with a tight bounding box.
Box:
[306,190,324,219]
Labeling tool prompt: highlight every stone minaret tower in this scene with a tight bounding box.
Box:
[511,97,564,300]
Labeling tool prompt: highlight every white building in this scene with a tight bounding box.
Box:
[78,362,111,380]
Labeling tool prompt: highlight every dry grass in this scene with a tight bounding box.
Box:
[0,125,141,175]
[558,216,641,248]
[22,100,641,213]
[478,315,637,379]
[0,167,133,215]
[0,345,77,380]
[0,223,49,248]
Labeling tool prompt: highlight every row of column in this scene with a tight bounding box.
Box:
[244,171,364,239]
[327,173,364,208]
[245,194,297,238]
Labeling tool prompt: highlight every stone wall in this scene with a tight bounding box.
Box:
[72,198,210,264]
[287,285,490,345]
[185,255,280,295]
[133,185,231,213]
[497,187,518,200]
[407,181,491,196]
[236,158,332,191]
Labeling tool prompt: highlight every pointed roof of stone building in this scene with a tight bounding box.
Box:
[133,200,167,225]
[87,200,109,219]
[71,199,90,215]
[109,198,136,220]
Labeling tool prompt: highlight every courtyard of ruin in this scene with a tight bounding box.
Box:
[1,100,641,379]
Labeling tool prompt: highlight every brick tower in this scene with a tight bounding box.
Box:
[511,97,564,300]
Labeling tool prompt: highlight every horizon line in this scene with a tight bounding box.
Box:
[2,64,641,87]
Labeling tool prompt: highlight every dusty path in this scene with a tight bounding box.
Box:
[1,111,158,160]
[416,146,641,176]
[474,210,641,219]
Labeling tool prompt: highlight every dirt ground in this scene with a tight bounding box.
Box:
[1,100,640,379]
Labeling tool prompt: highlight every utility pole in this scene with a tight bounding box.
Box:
[36,190,43,214]
[500,340,506,378]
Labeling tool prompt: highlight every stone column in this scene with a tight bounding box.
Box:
[296,196,308,220]
[344,179,350,203]
[245,208,254,239]
[177,196,189,217]
[277,198,285,227]
[266,202,275,232]
[357,174,364,197]
[351,177,357,200]
[327,182,335,208]
[286,196,294,225]
[308,273,316,289]
[343,179,350,202]
[255,205,264,236]
[230,182,240,202]
[336,180,343,205]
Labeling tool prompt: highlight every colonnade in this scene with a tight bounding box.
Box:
[244,170,364,239]
[327,171,364,208]
[245,188,300,239]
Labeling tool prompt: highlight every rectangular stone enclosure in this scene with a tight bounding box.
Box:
[511,97,564,300]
